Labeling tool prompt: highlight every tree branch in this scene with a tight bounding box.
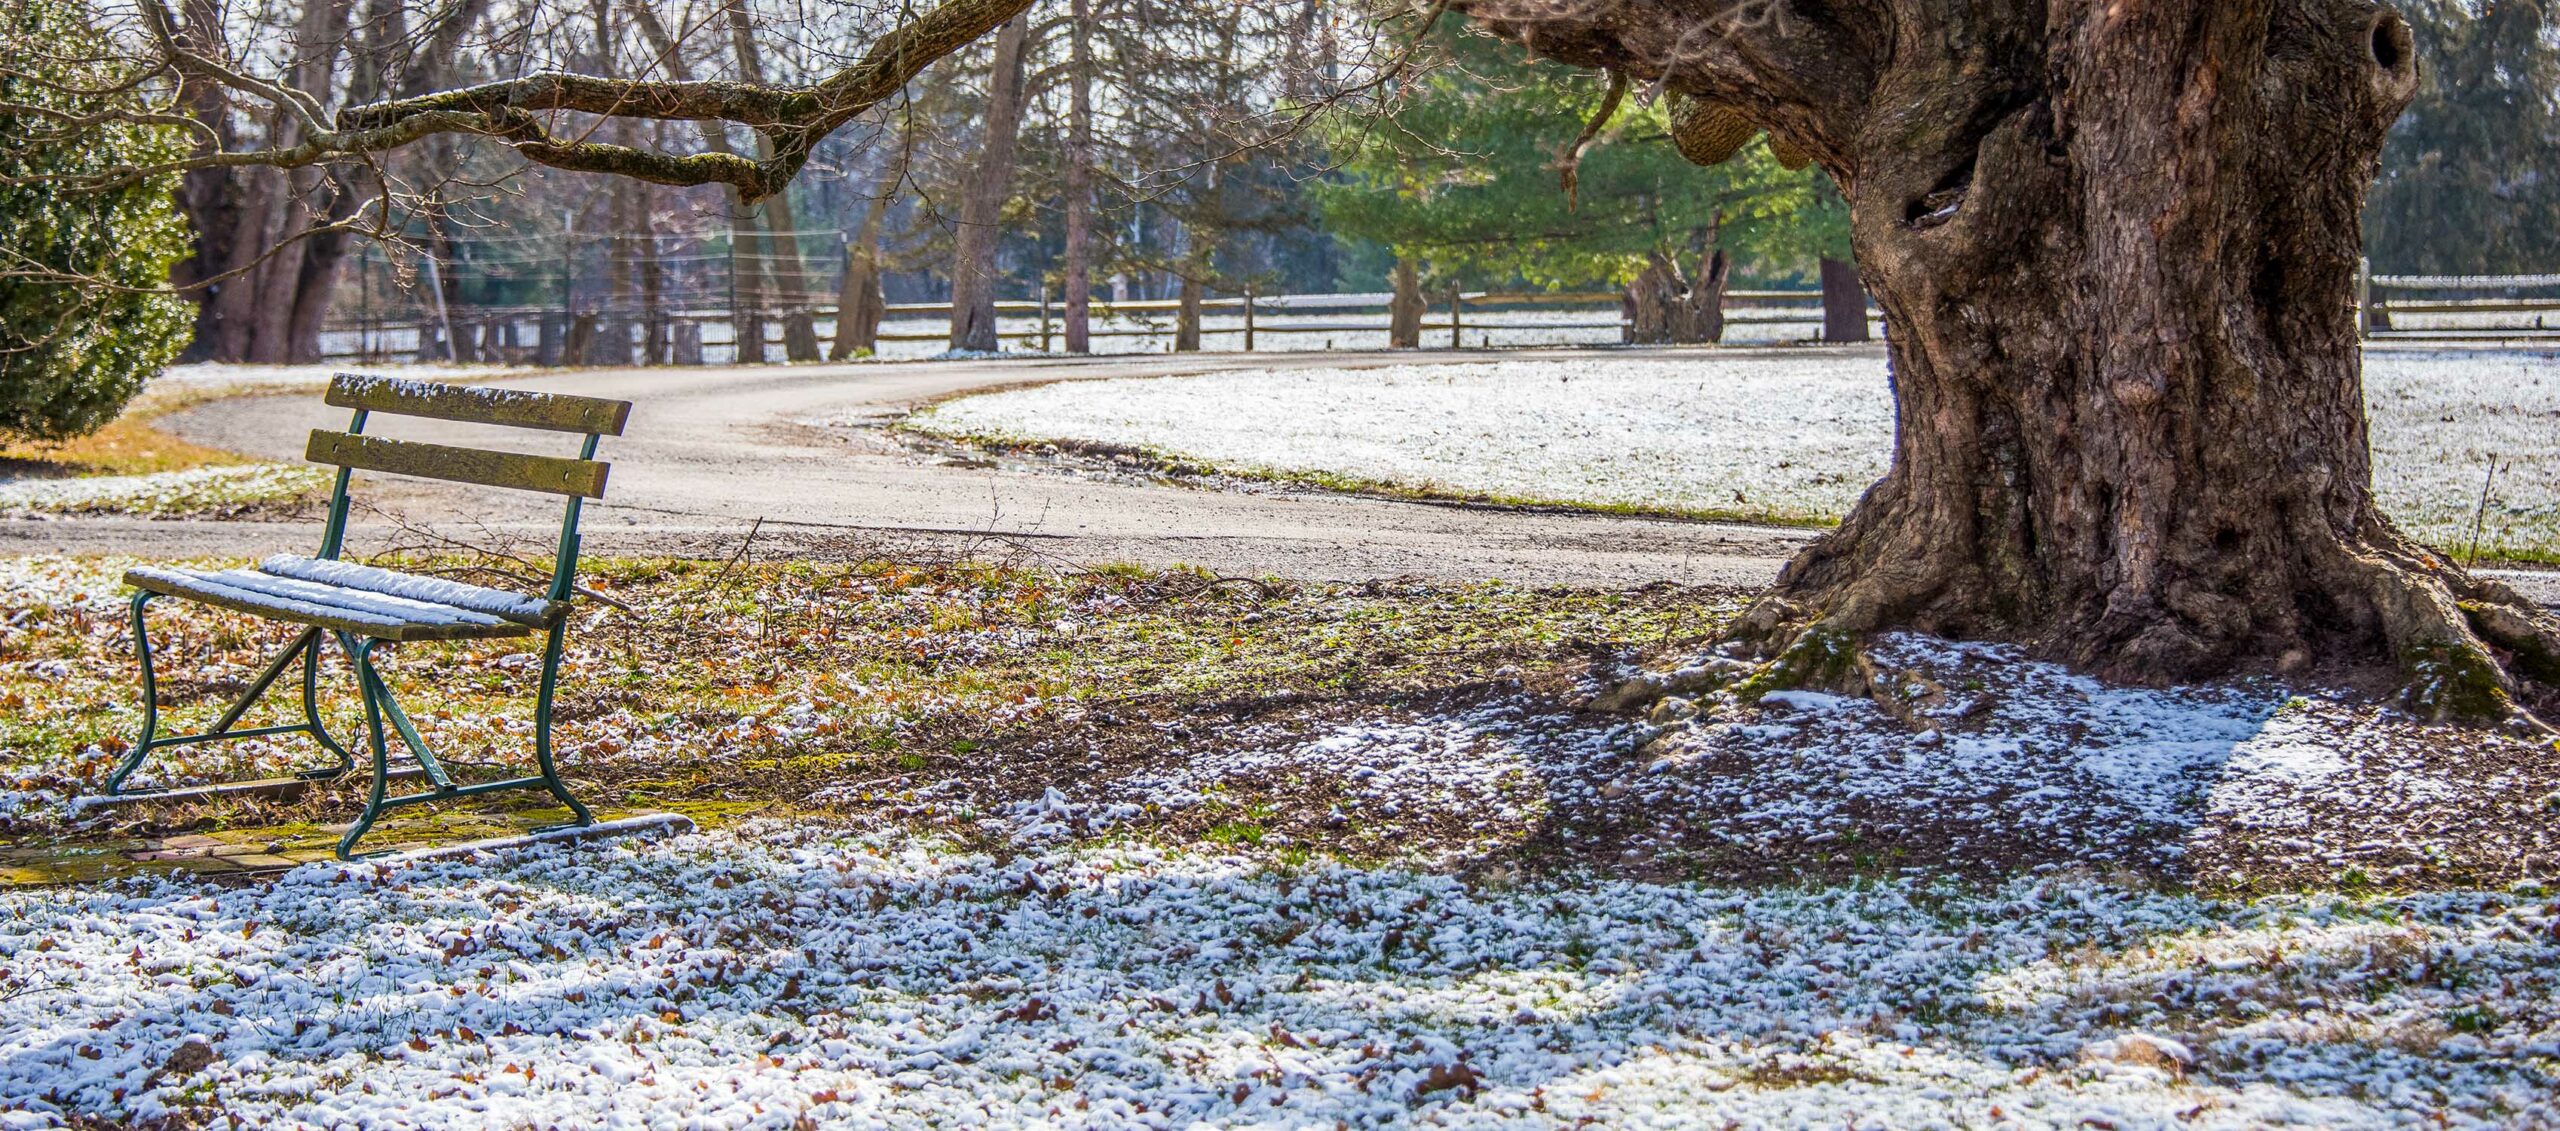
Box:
[317,0,1032,200]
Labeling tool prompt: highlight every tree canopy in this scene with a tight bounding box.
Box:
[0,0,193,440]
[1313,27,1831,291]
[2366,0,2560,274]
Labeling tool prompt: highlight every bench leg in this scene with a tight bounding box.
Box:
[338,634,394,859]
[532,622,598,830]
[106,592,161,795]
[334,628,597,859]
[107,599,357,798]
[301,627,354,777]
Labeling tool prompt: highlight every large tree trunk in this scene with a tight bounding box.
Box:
[950,15,1033,353]
[1061,0,1095,354]
[1473,0,2560,714]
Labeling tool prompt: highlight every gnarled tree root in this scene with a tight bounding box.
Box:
[1686,524,2560,733]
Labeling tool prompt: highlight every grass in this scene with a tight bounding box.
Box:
[0,387,251,480]
[0,386,330,518]
[0,554,1736,874]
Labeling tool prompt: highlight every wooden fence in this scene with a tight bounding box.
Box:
[2360,266,2560,341]
[321,268,2558,362]
[321,287,1876,363]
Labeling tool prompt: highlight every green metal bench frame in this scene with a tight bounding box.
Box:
[105,373,633,859]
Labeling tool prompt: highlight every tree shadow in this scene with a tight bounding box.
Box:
[3,809,2551,1127]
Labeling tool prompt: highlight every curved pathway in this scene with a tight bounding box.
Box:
[2,350,1821,589]
[9,346,2553,604]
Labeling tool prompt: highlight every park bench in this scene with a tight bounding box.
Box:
[92,373,638,859]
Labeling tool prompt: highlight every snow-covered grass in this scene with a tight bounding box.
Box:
[7,554,2558,1127]
[2,822,2553,1129]
[909,348,2560,557]
[0,464,329,519]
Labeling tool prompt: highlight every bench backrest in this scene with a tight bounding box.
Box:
[312,373,635,603]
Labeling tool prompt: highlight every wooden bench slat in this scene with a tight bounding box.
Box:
[124,568,535,642]
[327,373,632,436]
[260,556,566,626]
[306,430,611,498]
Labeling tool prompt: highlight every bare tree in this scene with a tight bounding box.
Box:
[12,0,1029,363]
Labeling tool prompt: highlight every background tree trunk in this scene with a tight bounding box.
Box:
[830,141,906,359]
[831,243,885,359]
[1819,256,1870,344]
[1062,0,1096,354]
[949,15,1033,353]
[1625,252,1679,344]
[1388,258,1424,348]
[1175,264,1204,352]
[1672,247,1728,344]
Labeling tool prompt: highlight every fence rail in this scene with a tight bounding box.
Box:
[321,287,1885,365]
[319,268,2560,364]
[2360,263,2560,340]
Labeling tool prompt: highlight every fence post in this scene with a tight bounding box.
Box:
[1040,285,1053,352]
[1449,283,1463,349]
[2358,257,2375,339]
[1244,284,1256,352]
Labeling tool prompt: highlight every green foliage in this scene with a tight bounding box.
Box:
[0,0,193,441]
[2366,0,2560,273]
[1313,27,1838,289]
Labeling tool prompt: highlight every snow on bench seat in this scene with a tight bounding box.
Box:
[259,555,566,626]
[124,566,537,642]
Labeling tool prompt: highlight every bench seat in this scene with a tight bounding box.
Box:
[123,559,557,642]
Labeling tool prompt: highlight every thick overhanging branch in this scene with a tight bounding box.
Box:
[334,74,804,132]
[129,0,1034,203]
[1452,0,1892,178]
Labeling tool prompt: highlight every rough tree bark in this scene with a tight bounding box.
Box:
[1465,0,2560,716]
[1625,253,1680,343]
[950,15,1033,353]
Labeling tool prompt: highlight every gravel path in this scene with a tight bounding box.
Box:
[2,350,1817,588]
[6,346,2554,605]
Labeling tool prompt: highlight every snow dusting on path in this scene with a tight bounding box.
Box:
[910,348,2560,555]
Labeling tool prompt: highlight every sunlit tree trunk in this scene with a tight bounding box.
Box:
[950,15,1033,353]
[1472,0,2560,712]
[1388,257,1424,348]
[1062,0,1096,354]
